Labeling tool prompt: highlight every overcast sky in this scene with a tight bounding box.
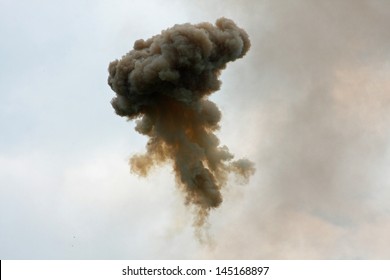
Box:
[1,0,390,259]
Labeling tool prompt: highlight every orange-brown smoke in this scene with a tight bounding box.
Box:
[107,18,254,225]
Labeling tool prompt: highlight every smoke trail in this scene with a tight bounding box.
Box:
[107,18,254,226]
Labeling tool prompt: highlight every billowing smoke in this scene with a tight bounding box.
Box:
[176,0,390,258]
[107,18,254,225]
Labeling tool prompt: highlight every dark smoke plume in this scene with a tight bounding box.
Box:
[108,18,254,225]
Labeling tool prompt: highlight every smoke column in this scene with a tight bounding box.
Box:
[107,18,254,226]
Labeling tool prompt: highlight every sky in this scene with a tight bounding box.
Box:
[1,0,390,259]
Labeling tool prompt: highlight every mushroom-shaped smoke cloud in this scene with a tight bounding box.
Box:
[108,18,254,226]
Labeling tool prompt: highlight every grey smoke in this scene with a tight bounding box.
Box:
[186,0,390,258]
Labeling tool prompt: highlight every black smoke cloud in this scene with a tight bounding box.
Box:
[108,18,254,226]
